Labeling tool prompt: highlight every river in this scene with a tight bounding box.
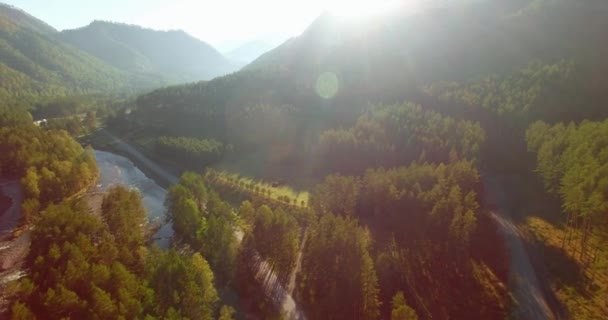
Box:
[0,180,23,240]
[0,150,173,313]
[1,147,304,318]
[94,150,173,248]
[92,131,305,319]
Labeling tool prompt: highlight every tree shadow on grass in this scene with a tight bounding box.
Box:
[530,238,595,300]
[499,172,564,226]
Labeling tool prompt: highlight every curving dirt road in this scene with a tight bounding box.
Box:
[483,175,555,320]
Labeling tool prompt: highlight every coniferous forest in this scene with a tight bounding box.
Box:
[1,1,608,319]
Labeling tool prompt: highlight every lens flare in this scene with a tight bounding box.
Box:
[315,72,339,99]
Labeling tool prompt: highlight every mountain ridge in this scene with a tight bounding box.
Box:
[226,40,275,65]
[0,4,149,102]
[59,20,238,83]
[0,2,56,34]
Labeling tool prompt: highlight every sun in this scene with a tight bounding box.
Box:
[327,0,421,19]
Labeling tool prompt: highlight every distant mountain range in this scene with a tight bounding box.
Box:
[59,21,237,83]
[225,41,275,65]
[0,2,243,101]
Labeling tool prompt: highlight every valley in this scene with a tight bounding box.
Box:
[2,0,608,319]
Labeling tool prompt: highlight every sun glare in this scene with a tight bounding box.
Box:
[327,0,421,18]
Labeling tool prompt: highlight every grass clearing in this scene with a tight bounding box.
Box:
[490,171,608,319]
[206,169,309,207]
[85,129,312,207]
[522,216,608,319]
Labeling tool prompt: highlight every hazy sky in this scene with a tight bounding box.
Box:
[4,0,377,51]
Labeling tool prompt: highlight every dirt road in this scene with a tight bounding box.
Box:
[483,175,555,320]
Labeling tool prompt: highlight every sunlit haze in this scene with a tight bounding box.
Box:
[4,0,411,51]
[328,0,420,18]
[1,1,605,319]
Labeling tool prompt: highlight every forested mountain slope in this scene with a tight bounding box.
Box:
[0,3,239,104]
[4,0,608,319]
[133,0,608,172]
[246,0,593,82]
[139,0,608,120]
[0,4,161,104]
[125,4,608,316]
[0,3,55,35]
[59,21,237,83]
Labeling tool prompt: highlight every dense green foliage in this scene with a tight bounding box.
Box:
[0,105,32,126]
[427,60,608,125]
[0,3,55,35]
[10,187,226,320]
[129,0,608,164]
[316,103,485,175]
[147,250,219,320]
[41,112,96,137]
[8,0,608,318]
[391,292,418,320]
[0,108,98,222]
[167,173,239,283]
[11,200,154,319]
[0,4,237,103]
[29,95,119,120]
[310,174,360,217]
[101,186,147,269]
[527,120,608,259]
[156,136,226,167]
[0,5,146,101]
[298,213,380,320]
[309,161,508,319]
[243,204,300,282]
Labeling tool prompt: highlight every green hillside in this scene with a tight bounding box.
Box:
[132,0,608,169]
[4,1,608,319]
[0,4,162,104]
[125,4,608,316]
[0,3,55,35]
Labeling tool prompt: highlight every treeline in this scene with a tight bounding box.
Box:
[28,94,128,121]
[9,186,234,320]
[167,171,305,288]
[169,167,508,319]
[204,169,307,209]
[427,60,608,125]
[0,8,166,103]
[316,103,485,175]
[238,201,301,283]
[134,74,314,171]
[0,19,138,100]
[298,213,380,319]
[527,120,608,265]
[167,173,290,317]
[155,136,227,168]
[41,111,96,137]
[307,161,508,319]
[166,173,239,283]
[0,107,98,222]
